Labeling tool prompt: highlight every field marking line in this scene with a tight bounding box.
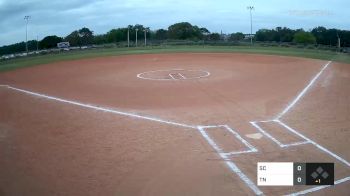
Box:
[1,84,262,195]
[221,125,258,152]
[286,176,350,196]
[257,120,275,123]
[199,125,221,128]
[197,125,258,153]
[251,121,309,148]
[137,69,210,81]
[197,126,263,195]
[168,73,177,80]
[276,120,350,167]
[3,85,196,129]
[281,141,310,148]
[250,121,285,147]
[275,61,332,119]
[177,73,186,79]
[221,150,257,156]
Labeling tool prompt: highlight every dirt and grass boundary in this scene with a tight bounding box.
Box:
[1,45,349,72]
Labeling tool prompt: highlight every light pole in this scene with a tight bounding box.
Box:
[127,27,130,47]
[36,35,39,52]
[144,29,147,46]
[247,6,254,45]
[24,15,31,53]
[337,33,340,50]
[135,29,138,47]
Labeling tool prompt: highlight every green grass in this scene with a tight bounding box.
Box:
[1,45,349,72]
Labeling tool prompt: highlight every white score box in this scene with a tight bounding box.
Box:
[257,162,294,186]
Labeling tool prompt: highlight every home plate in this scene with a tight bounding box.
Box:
[245,133,263,140]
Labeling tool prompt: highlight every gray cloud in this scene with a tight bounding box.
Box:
[0,0,349,46]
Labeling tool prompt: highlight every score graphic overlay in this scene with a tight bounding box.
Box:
[257,162,334,186]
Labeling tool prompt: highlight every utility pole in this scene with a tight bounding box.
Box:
[144,29,147,46]
[337,33,341,51]
[24,15,31,53]
[135,29,138,47]
[36,35,39,52]
[247,6,254,45]
[127,28,130,47]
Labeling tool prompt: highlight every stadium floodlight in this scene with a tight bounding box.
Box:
[135,29,139,47]
[144,29,147,46]
[247,6,254,45]
[24,15,31,53]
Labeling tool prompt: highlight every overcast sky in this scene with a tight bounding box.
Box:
[0,0,349,46]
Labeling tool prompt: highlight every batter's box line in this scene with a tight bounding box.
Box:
[196,125,263,195]
[250,120,311,148]
[197,125,258,155]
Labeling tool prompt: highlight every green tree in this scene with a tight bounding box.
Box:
[64,27,93,46]
[65,31,81,46]
[106,29,125,43]
[168,22,202,40]
[106,25,150,44]
[229,32,245,41]
[92,34,108,44]
[39,35,63,49]
[78,27,94,45]
[277,27,295,42]
[311,26,328,45]
[293,31,316,44]
[155,29,168,40]
[208,33,221,41]
[255,29,276,41]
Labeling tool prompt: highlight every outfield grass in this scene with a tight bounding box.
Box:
[0,45,349,72]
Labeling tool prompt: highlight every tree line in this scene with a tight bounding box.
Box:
[255,27,350,46]
[1,22,349,55]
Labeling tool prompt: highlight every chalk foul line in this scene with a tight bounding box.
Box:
[250,60,350,195]
[3,85,196,129]
[0,84,263,195]
[276,61,331,119]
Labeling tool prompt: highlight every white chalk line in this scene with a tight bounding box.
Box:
[4,85,196,129]
[168,73,176,80]
[2,59,343,195]
[197,126,263,195]
[281,141,310,148]
[178,73,186,79]
[198,125,258,153]
[276,61,331,119]
[221,125,258,152]
[250,60,350,195]
[221,150,257,156]
[277,120,350,167]
[250,121,284,147]
[1,84,262,195]
[252,119,350,194]
[250,121,309,148]
[137,69,210,81]
[285,176,350,196]
[168,73,187,80]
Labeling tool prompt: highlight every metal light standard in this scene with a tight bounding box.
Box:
[24,15,31,53]
[127,27,130,47]
[247,6,254,45]
[36,35,39,52]
[144,29,147,47]
[135,29,138,47]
